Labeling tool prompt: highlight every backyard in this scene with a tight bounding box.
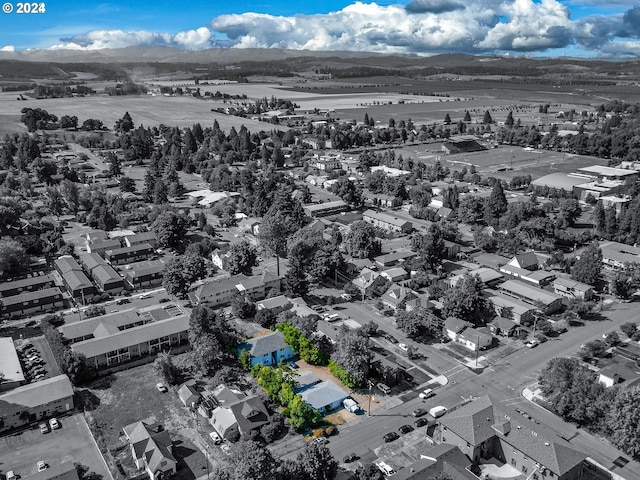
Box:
[77,360,215,480]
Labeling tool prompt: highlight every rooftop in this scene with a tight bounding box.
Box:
[0,337,25,384]
[0,375,73,417]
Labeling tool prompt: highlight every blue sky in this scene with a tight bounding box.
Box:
[1,0,639,57]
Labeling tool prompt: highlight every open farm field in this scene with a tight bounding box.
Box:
[0,92,266,132]
[440,146,609,180]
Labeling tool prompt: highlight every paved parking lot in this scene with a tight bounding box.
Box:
[0,413,112,480]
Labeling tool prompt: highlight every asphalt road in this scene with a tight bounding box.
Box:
[318,299,640,480]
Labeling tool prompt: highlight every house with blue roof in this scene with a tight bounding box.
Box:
[298,379,348,413]
[238,330,295,367]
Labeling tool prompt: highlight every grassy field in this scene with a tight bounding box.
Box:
[0,92,265,133]
[79,361,214,480]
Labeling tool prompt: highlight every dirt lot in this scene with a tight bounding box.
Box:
[294,359,385,426]
[78,361,216,480]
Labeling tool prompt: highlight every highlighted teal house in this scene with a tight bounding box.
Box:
[238,330,295,367]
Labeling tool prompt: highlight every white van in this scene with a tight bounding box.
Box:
[429,406,447,418]
[375,461,396,476]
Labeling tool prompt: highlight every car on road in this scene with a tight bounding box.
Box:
[381,332,398,343]
[39,423,49,434]
[158,298,170,303]
[116,298,130,305]
[314,436,329,445]
[343,453,358,463]
[324,426,337,436]
[414,417,429,427]
[209,431,222,445]
[525,339,539,348]
[412,408,427,417]
[155,383,168,393]
[220,443,232,456]
[37,462,47,472]
[49,418,60,430]
[418,389,434,399]
[398,343,409,351]
[383,432,399,442]
[399,425,414,434]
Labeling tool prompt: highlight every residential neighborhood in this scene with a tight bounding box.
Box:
[3,50,640,480]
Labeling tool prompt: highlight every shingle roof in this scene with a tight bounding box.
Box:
[439,395,496,445]
[498,280,562,306]
[245,330,290,358]
[439,396,588,476]
[0,273,55,295]
[71,315,189,358]
[0,374,73,417]
[299,380,348,410]
[444,317,472,334]
[1,287,62,307]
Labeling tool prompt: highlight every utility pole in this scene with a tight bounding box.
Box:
[367,380,373,417]
[475,335,480,368]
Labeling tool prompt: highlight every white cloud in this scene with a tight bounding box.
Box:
[34,0,640,57]
[51,27,217,50]
[0,45,15,52]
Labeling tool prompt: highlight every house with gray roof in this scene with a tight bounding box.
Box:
[208,386,270,440]
[237,330,295,367]
[298,380,348,413]
[122,419,177,480]
[433,395,588,480]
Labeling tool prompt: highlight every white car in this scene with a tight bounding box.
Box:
[399,343,409,352]
[155,383,168,393]
[37,461,47,472]
[525,340,539,348]
[419,389,434,399]
[209,431,222,445]
[49,418,60,430]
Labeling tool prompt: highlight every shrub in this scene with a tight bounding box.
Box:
[328,360,357,388]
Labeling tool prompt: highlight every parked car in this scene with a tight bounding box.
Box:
[6,471,15,480]
[376,461,396,476]
[324,426,337,436]
[158,298,170,303]
[220,443,232,456]
[314,436,328,445]
[155,383,168,393]
[209,431,222,445]
[414,417,429,427]
[37,462,47,472]
[39,423,49,434]
[525,340,539,348]
[398,343,409,352]
[49,418,60,430]
[116,298,130,305]
[377,383,391,395]
[288,361,298,369]
[399,424,414,434]
[383,432,399,442]
[381,332,398,343]
[418,389,434,399]
[343,453,358,463]
[412,408,427,417]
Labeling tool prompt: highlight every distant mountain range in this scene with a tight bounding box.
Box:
[1,47,639,82]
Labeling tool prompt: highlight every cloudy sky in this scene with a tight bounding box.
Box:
[1,0,639,57]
